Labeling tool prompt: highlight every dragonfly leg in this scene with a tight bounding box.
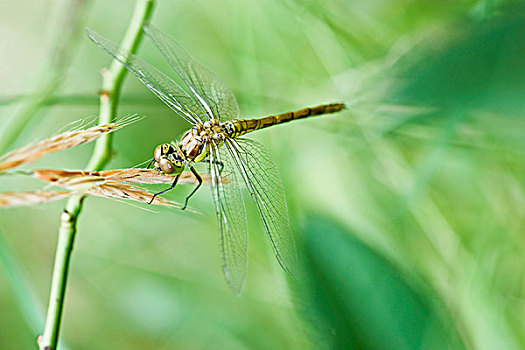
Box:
[148,173,181,204]
[182,166,202,210]
[146,158,155,169]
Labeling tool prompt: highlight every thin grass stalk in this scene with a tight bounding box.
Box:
[0,231,44,335]
[38,1,155,349]
[0,0,87,154]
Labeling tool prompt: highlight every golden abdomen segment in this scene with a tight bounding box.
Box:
[228,103,345,138]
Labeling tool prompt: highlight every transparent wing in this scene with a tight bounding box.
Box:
[86,28,205,125]
[226,138,297,276]
[144,24,240,121]
[208,142,248,295]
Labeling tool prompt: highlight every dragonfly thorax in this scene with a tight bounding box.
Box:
[177,120,228,162]
[154,119,230,175]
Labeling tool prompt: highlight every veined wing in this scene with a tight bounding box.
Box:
[85,28,206,125]
[207,142,248,295]
[144,25,240,122]
[226,138,297,276]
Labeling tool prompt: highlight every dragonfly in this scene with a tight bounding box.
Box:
[86,25,345,295]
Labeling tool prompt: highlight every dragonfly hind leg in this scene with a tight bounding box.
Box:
[182,166,202,210]
[148,173,181,204]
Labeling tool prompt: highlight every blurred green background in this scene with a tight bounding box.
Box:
[1,0,525,349]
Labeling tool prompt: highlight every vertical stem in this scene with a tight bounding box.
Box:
[87,0,155,170]
[39,197,83,350]
[38,1,155,349]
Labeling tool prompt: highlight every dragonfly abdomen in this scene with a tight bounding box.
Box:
[228,103,345,137]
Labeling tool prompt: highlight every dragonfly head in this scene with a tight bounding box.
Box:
[153,143,184,175]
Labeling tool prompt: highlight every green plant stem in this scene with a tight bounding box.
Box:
[38,1,155,349]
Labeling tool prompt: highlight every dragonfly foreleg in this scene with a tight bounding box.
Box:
[148,173,181,204]
[146,158,155,169]
[182,166,202,210]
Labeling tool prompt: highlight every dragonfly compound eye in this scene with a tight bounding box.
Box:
[159,158,175,174]
[162,143,173,154]
[154,145,163,162]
